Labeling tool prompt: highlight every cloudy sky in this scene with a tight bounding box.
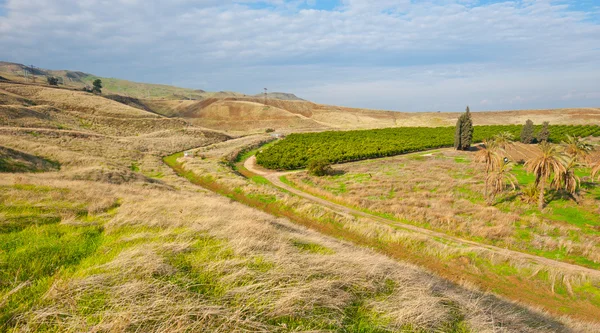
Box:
[0,0,599,111]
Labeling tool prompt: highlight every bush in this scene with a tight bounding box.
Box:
[537,121,550,142]
[307,159,332,176]
[265,128,275,133]
[520,119,535,144]
[46,76,59,86]
[92,79,103,94]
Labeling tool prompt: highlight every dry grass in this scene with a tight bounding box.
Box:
[3,172,595,332]
[286,149,600,267]
[2,81,600,332]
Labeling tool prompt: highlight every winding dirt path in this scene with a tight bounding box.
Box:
[244,155,600,278]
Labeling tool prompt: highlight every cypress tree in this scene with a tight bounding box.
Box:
[520,119,535,144]
[460,106,473,150]
[454,116,463,150]
[537,121,550,142]
[455,106,473,150]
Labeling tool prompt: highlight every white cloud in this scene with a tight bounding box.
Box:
[0,0,599,111]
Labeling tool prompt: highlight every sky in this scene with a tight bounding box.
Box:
[0,0,599,112]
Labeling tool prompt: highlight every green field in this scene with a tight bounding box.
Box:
[256,125,600,170]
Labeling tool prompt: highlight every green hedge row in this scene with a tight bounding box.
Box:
[256,125,600,170]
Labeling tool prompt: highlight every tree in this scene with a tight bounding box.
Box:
[537,121,550,143]
[476,139,501,203]
[486,161,518,205]
[525,142,566,210]
[46,76,59,86]
[520,119,535,144]
[493,131,514,150]
[553,157,580,203]
[307,159,332,176]
[562,135,593,162]
[454,106,473,150]
[92,79,103,94]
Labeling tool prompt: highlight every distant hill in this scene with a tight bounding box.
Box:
[252,92,305,101]
[2,61,599,134]
[0,61,303,102]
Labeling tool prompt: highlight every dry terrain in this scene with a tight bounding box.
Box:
[2,61,599,134]
[2,77,600,331]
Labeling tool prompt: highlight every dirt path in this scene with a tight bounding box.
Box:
[244,155,600,278]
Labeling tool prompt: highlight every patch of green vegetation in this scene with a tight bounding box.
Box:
[454,186,484,204]
[511,165,535,185]
[130,162,140,172]
[0,222,104,327]
[247,256,274,273]
[454,157,470,163]
[234,139,278,164]
[292,240,335,255]
[144,170,164,179]
[247,193,277,204]
[546,203,600,229]
[250,175,269,185]
[163,236,239,299]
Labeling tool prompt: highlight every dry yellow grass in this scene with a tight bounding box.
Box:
[2,81,600,331]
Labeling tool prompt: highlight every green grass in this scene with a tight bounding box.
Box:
[0,185,120,329]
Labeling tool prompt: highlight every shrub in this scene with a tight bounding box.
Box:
[520,183,539,204]
[520,119,535,144]
[92,79,103,94]
[307,159,332,176]
[265,128,275,133]
[537,121,550,142]
[46,76,59,86]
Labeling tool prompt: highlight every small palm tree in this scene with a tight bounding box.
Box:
[553,157,581,203]
[493,131,514,150]
[486,161,518,205]
[476,139,502,202]
[475,139,501,172]
[525,142,566,210]
[562,135,593,162]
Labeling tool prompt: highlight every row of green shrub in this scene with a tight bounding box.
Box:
[256,125,600,170]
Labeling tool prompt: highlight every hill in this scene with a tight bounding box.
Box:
[0,61,299,102]
[252,92,305,101]
[3,61,599,134]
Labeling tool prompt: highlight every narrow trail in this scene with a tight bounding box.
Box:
[244,155,600,278]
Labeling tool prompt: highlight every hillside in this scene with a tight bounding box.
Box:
[0,61,297,101]
[2,61,599,134]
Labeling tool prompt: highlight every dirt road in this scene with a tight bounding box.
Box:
[244,155,600,278]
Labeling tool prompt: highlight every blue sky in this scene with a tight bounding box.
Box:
[0,0,599,111]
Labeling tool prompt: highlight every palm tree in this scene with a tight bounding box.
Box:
[476,139,502,202]
[562,135,593,162]
[525,142,566,210]
[553,157,581,203]
[493,131,514,150]
[486,161,518,205]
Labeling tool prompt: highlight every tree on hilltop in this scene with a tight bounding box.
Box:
[454,106,473,150]
[46,76,59,86]
[92,79,103,94]
[520,119,535,144]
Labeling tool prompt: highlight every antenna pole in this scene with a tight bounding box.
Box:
[264,88,267,105]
